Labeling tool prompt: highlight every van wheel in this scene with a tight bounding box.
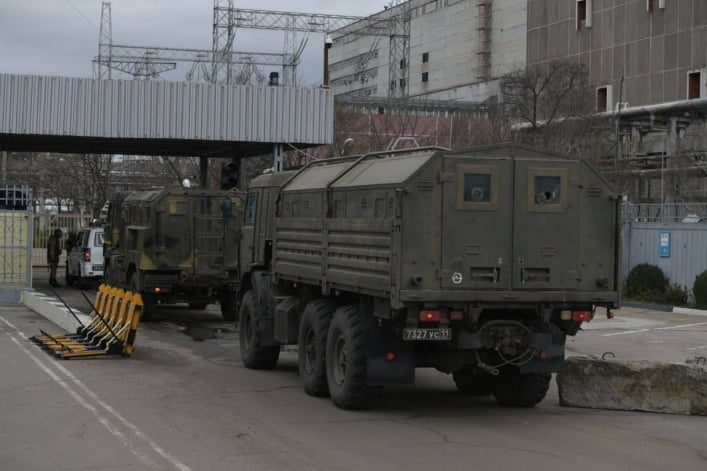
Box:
[239,290,279,369]
[493,367,551,407]
[326,305,378,409]
[298,299,337,397]
[65,263,75,286]
[77,266,88,290]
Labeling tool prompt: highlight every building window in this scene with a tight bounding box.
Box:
[422,72,429,83]
[688,71,702,99]
[646,0,665,11]
[399,78,406,89]
[422,52,429,63]
[576,0,591,30]
[400,58,406,70]
[596,85,612,112]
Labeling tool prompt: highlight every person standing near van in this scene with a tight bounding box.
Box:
[47,228,62,287]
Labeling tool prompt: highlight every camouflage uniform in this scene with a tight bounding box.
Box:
[47,229,62,286]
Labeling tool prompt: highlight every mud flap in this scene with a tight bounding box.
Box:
[520,329,566,374]
[365,314,415,385]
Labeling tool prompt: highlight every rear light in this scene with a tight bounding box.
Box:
[154,287,161,293]
[419,310,441,322]
[449,310,464,320]
[83,248,91,262]
[571,311,593,322]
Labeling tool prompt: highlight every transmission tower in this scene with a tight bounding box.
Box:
[212,0,235,83]
[211,6,391,86]
[96,2,112,79]
[387,0,411,98]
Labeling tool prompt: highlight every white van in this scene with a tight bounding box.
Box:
[66,226,104,288]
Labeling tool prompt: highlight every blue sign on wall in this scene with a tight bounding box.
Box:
[659,231,670,257]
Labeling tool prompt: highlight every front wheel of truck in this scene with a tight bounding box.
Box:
[493,366,551,407]
[239,290,279,369]
[220,290,239,322]
[326,305,378,409]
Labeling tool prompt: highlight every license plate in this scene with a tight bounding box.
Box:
[402,328,452,341]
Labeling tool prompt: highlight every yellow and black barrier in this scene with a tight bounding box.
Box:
[31,284,143,359]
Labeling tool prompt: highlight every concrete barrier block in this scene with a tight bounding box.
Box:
[557,356,707,416]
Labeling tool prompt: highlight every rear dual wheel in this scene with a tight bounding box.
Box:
[325,305,379,409]
[298,300,337,397]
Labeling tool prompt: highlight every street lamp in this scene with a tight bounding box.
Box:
[323,34,333,88]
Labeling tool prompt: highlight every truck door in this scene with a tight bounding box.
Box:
[441,156,514,290]
[511,159,580,290]
[239,190,258,268]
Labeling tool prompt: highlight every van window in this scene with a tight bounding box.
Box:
[95,232,104,246]
[527,168,568,212]
[464,174,492,202]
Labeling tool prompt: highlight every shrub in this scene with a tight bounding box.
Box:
[625,264,667,298]
[663,284,688,307]
[693,270,707,309]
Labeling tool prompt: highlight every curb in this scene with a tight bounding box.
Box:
[622,301,707,317]
[22,289,91,332]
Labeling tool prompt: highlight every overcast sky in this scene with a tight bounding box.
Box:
[0,0,385,86]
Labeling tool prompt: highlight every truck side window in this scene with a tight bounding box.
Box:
[244,193,257,224]
[455,164,498,211]
[527,168,568,212]
[535,176,561,205]
[464,174,491,202]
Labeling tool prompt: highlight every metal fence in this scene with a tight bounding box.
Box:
[0,186,33,302]
[621,202,707,291]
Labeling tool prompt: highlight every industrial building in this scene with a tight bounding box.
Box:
[330,0,707,107]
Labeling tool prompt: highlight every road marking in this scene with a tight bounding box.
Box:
[0,316,191,471]
[602,322,707,337]
[686,345,707,351]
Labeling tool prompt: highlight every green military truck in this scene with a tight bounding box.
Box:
[237,144,620,409]
[103,187,244,320]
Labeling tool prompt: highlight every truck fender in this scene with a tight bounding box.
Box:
[243,270,278,346]
[364,313,415,385]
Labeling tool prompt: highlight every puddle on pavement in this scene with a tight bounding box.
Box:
[182,323,233,342]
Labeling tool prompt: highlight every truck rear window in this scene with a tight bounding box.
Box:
[464,174,491,202]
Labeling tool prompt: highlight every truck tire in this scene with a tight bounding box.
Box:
[239,290,280,369]
[220,290,239,322]
[298,299,337,397]
[492,367,551,407]
[325,305,376,409]
[453,365,495,396]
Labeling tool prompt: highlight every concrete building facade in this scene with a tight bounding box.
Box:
[527,0,707,111]
[330,0,707,109]
[330,0,528,102]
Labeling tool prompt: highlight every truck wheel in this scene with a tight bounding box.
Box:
[453,365,495,396]
[298,299,337,397]
[239,290,279,369]
[492,367,551,407]
[220,291,239,322]
[325,305,376,409]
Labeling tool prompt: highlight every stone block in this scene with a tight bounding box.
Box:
[557,356,707,415]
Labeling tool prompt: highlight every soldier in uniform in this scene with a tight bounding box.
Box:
[47,228,62,287]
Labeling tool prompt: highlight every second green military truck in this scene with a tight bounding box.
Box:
[236,143,620,409]
[103,187,244,320]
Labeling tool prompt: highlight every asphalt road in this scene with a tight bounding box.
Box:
[1,278,705,470]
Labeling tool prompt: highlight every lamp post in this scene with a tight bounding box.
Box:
[323,34,332,88]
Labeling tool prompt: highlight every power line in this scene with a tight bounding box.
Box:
[64,0,100,31]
